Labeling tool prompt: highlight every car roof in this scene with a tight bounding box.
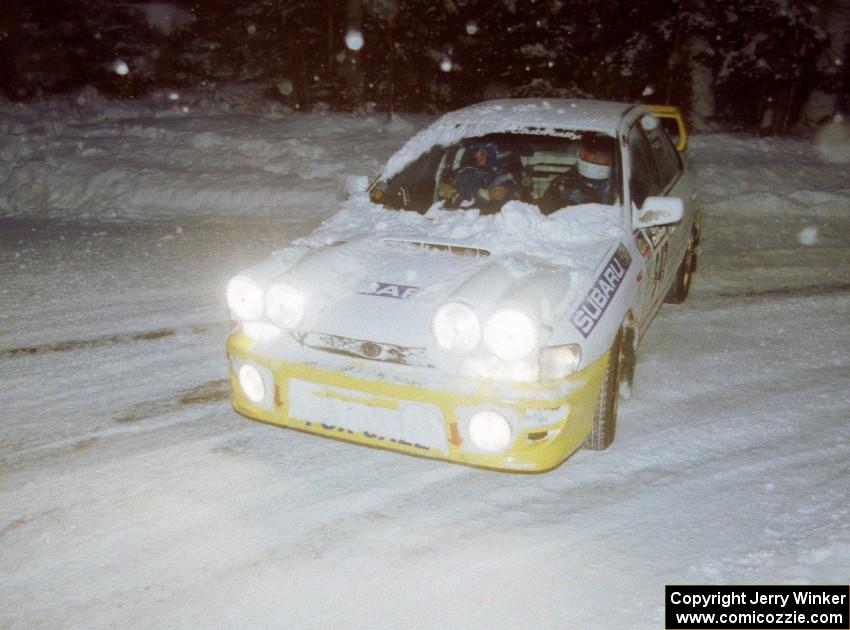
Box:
[445,99,638,134]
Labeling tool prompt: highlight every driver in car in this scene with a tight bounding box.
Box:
[542,137,615,212]
[440,141,517,212]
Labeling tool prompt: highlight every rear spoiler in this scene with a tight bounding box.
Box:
[645,104,688,152]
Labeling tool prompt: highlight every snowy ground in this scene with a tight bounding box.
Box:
[1,87,848,629]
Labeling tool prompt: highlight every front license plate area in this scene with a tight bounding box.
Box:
[286,379,448,454]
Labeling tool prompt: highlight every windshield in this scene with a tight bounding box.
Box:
[370,131,618,215]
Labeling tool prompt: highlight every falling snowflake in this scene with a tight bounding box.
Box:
[466,22,478,35]
[112,60,129,76]
[345,29,364,51]
[440,58,452,72]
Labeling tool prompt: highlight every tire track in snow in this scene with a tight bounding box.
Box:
[115,378,230,423]
[716,281,850,299]
[0,322,223,358]
[0,379,232,476]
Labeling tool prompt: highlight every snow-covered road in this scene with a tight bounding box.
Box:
[1,90,847,628]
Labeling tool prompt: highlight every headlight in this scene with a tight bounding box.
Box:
[539,344,581,380]
[467,411,513,453]
[483,308,538,361]
[265,282,304,329]
[227,275,264,321]
[432,302,481,354]
[238,363,265,403]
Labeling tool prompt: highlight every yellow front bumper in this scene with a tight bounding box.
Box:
[227,333,608,472]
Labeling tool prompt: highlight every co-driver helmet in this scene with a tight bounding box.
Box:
[577,137,613,180]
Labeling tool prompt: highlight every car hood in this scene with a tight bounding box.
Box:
[249,200,627,349]
[284,236,571,348]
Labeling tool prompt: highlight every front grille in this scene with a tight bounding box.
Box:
[297,331,432,367]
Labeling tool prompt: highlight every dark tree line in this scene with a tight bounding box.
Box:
[1,0,848,131]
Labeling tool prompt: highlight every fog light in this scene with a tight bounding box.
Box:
[467,411,513,453]
[238,363,265,403]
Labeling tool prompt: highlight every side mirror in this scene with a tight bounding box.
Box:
[344,174,370,197]
[634,196,683,229]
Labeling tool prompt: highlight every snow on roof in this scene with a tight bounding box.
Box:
[381,98,635,180]
[448,98,632,131]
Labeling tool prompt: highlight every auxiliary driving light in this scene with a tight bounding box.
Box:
[238,363,266,404]
[467,410,513,453]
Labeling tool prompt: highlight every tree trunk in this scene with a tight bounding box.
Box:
[0,0,23,98]
[387,14,395,117]
[687,35,715,131]
[802,0,850,125]
[344,0,364,110]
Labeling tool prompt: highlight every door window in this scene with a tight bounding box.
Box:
[643,118,682,190]
[627,123,660,208]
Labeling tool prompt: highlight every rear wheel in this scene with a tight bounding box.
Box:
[584,330,622,451]
[665,230,696,304]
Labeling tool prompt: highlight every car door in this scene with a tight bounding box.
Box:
[626,119,667,332]
[628,114,694,334]
[642,116,691,289]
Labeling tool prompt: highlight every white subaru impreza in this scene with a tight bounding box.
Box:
[226,99,698,472]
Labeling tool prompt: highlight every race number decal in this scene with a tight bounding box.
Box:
[570,244,632,338]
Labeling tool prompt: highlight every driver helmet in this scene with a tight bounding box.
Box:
[577,138,613,180]
[466,140,499,165]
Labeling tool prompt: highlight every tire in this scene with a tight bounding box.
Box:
[584,330,622,451]
[617,323,636,400]
[665,230,696,304]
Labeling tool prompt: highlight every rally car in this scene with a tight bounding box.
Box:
[225,99,698,472]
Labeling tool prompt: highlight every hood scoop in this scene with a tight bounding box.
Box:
[382,238,490,258]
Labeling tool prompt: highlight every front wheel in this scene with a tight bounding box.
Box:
[584,330,622,451]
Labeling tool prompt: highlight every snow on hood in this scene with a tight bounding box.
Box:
[240,197,626,347]
[297,196,626,275]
